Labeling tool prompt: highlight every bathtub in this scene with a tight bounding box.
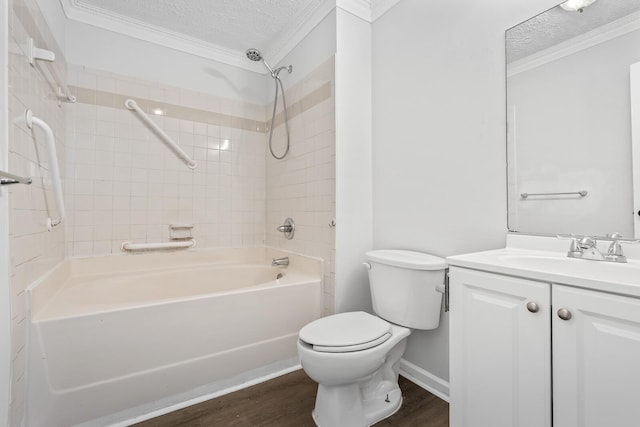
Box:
[26,248,323,427]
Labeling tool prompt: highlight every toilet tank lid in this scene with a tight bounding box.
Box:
[365,250,447,270]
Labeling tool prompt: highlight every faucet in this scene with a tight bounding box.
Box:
[603,232,630,263]
[560,233,637,263]
[573,236,605,261]
[272,257,289,267]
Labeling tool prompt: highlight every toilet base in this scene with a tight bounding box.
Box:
[311,379,403,427]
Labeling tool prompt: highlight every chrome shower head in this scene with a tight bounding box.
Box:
[246,47,276,77]
[246,48,263,62]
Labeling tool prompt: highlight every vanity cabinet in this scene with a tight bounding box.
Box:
[449,267,551,427]
[450,266,640,427]
[553,284,640,427]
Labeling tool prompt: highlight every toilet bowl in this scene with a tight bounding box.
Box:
[298,312,411,426]
[298,250,447,427]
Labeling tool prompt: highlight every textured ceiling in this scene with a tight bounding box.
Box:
[507,0,640,63]
[63,0,407,71]
[75,0,325,56]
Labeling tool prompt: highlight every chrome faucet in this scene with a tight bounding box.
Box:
[603,232,629,263]
[272,257,289,267]
[559,233,637,263]
[574,236,605,261]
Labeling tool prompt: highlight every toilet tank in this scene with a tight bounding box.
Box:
[365,250,446,330]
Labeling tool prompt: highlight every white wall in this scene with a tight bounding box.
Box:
[34,0,66,50]
[371,0,560,387]
[508,29,640,236]
[335,8,373,313]
[65,66,268,256]
[65,20,269,105]
[265,11,336,314]
[1,2,12,424]
[275,10,336,90]
[8,0,68,422]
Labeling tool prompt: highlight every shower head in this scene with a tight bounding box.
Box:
[246,47,276,77]
[246,48,263,62]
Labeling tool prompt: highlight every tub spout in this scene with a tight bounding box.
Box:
[272,257,289,267]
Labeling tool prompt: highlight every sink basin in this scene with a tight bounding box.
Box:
[448,247,640,296]
[498,254,580,270]
[497,253,640,286]
[446,234,640,297]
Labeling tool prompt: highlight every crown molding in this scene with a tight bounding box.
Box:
[336,0,403,22]
[59,0,405,73]
[59,0,265,73]
[371,0,403,22]
[336,0,372,22]
[267,0,336,66]
[508,10,640,77]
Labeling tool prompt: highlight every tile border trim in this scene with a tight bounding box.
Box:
[70,81,333,133]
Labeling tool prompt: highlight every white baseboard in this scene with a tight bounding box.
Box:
[98,358,445,426]
[399,358,450,403]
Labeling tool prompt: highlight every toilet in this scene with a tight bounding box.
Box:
[297,249,446,427]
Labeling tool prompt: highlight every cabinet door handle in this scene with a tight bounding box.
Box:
[526,301,539,313]
[557,308,572,321]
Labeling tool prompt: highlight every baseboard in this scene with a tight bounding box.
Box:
[399,359,450,403]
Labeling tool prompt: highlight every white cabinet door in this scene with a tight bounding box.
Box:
[553,285,640,427]
[450,267,551,427]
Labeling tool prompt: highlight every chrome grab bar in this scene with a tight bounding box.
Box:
[521,190,587,199]
[0,170,32,186]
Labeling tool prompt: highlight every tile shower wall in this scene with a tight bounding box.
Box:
[66,66,267,256]
[265,57,336,315]
[8,0,67,423]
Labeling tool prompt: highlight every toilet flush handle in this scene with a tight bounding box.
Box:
[363,262,372,270]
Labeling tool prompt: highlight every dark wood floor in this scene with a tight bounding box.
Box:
[134,370,449,427]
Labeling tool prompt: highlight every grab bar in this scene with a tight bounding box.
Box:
[25,110,65,231]
[521,190,588,199]
[125,99,197,169]
[28,38,76,104]
[0,170,32,186]
[121,239,196,252]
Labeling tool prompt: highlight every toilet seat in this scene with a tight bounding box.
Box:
[299,311,392,353]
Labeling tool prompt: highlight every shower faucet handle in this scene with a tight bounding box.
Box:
[276,218,295,240]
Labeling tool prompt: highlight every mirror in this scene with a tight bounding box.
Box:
[506,0,640,237]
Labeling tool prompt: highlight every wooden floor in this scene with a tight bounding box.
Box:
[134,370,449,427]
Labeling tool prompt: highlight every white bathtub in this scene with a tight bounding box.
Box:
[27,248,322,427]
